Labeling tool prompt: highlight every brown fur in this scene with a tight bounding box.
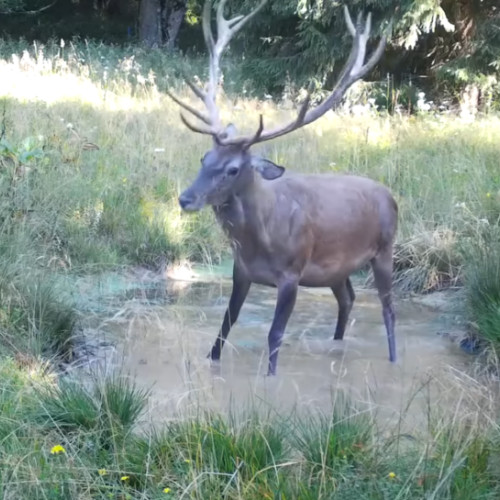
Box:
[214,172,397,288]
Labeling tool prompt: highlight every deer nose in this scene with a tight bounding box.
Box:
[178,193,192,210]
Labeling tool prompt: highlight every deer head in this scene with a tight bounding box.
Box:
[169,0,390,211]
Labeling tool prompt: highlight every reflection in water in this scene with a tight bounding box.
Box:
[101,278,477,431]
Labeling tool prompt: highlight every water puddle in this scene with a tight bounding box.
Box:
[83,266,478,430]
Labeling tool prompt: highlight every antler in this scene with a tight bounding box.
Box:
[220,6,391,147]
[167,0,267,135]
[170,3,390,149]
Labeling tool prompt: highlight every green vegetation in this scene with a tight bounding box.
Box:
[0,358,497,499]
[463,228,500,355]
[0,31,500,500]
[1,1,499,114]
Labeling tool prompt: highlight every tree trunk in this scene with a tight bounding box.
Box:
[139,0,160,47]
[139,0,186,49]
[164,0,187,51]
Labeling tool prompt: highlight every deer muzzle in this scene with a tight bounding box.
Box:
[178,188,205,212]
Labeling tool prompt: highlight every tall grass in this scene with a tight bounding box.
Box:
[463,226,500,355]
[0,357,497,499]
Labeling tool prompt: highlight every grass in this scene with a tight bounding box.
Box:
[38,374,149,434]
[463,227,500,354]
[292,394,373,474]
[0,357,497,499]
[0,38,500,498]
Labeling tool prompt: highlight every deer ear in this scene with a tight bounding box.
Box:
[251,157,286,180]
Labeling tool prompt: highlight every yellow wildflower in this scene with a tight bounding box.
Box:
[487,192,492,198]
[163,488,171,494]
[50,445,66,455]
[184,459,191,464]
[388,472,396,479]
[121,476,130,482]
[98,469,107,476]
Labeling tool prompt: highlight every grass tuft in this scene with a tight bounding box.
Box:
[292,395,373,474]
[37,373,149,439]
[463,228,500,352]
[95,373,150,431]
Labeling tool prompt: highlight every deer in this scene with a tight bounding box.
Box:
[168,0,397,376]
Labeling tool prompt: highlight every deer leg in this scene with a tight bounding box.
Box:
[371,250,396,362]
[209,264,251,361]
[268,279,298,376]
[332,278,356,340]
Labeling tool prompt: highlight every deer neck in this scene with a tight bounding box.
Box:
[213,172,274,249]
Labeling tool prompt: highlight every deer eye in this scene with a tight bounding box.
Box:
[227,166,239,176]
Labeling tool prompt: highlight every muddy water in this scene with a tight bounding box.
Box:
[101,272,473,430]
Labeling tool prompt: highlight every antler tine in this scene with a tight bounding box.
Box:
[364,11,372,38]
[166,90,213,126]
[217,113,264,148]
[202,0,215,55]
[361,17,393,76]
[331,9,371,93]
[234,0,268,30]
[228,15,245,29]
[345,9,381,82]
[246,114,264,146]
[344,6,356,36]
[180,112,217,136]
[216,0,230,43]
[216,0,268,43]
[295,91,312,125]
[182,74,207,101]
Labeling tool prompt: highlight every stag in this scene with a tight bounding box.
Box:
[169,0,397,376]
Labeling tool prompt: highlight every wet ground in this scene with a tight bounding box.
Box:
[74,264,476,431]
